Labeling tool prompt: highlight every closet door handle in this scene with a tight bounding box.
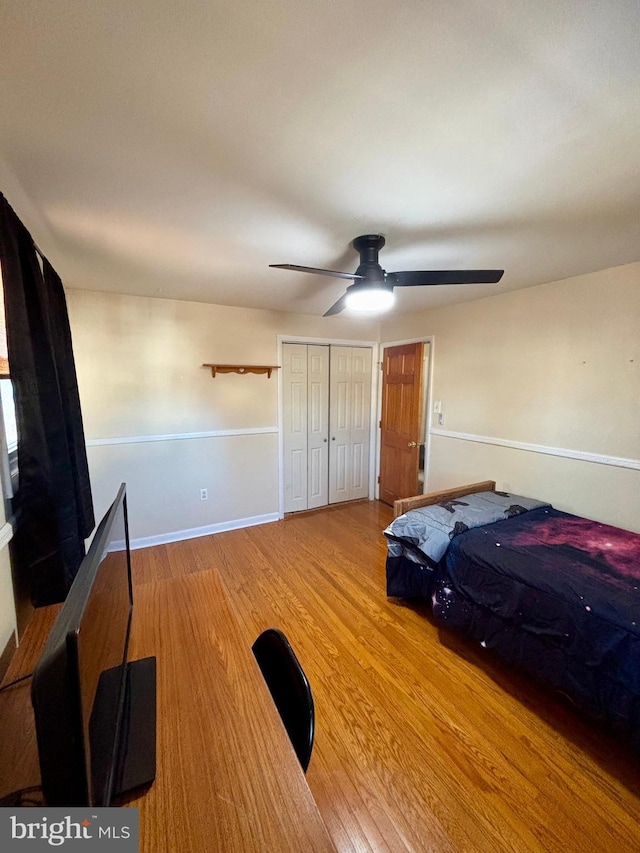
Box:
[323,438,327,442]
[331,437,336,441]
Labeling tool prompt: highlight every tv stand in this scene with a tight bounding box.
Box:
[113,656,157,799]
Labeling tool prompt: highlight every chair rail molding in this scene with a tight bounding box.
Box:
[430,428,640,471]
[86,427,278,448]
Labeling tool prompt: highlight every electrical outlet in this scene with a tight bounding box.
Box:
[200,488,208,501]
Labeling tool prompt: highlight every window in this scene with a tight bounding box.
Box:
[0,262,18,506]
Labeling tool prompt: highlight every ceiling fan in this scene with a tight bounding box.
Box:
[270,234,504,316]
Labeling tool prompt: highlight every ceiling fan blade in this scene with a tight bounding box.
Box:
[387,270,504,286]
[270,264,362,281]
[323,293,348,317]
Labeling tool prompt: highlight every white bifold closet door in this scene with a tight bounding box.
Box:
[328,345,372,504]
[282,344,330,513]
[283,343,372,513]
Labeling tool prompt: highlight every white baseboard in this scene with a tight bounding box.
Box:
[129,512,280,551]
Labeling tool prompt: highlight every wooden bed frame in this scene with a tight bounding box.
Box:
[393,480,496,518]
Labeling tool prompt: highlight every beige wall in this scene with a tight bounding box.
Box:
[382,263,640,532]
[69,261,639,544]
[67,290,379,542]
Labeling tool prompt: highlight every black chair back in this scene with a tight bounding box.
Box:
[252,628,315,772]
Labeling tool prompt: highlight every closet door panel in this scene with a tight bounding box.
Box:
[307,345,329,509]
[290,449,306,503]
[291,381,305,435]
[349,347,372,500]
[285,343,372,511]
[283,344,309,512]
[329,346,352,504]
[308,446,324,504]
[351,441,367,493]
[333,443,349,497]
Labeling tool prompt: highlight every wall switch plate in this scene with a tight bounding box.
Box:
[200,488,208,501]
[434,400,442,414]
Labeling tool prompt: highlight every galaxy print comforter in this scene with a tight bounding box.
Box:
[387,501,640,744]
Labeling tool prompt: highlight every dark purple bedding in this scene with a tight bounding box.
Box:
[386,504,640,745]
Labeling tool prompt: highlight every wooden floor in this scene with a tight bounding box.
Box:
[131,500,640,852]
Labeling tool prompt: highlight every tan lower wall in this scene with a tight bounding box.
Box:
[428,434,639,533]
[87,433,279,543]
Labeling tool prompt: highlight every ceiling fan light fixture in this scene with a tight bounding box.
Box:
[345,286,395,313]
[270,234,504,316]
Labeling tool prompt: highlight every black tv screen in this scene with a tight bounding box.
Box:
[31,483,156,806]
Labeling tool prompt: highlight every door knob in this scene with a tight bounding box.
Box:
[323,438,327,442]
[407,440,417,448]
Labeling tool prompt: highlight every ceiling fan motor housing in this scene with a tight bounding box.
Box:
[353,234,386,281]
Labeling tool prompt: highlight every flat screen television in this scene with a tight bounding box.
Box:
[31,483,156,806]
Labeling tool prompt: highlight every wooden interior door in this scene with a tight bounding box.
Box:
[379,342,424,507]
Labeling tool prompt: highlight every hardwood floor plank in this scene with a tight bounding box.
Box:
[131,542,173,585]
[223,539,543,851]
[132,501,640,852]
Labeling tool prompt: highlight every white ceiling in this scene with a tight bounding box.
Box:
[1,0,639,317]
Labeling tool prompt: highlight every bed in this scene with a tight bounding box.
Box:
[384,480,640,747]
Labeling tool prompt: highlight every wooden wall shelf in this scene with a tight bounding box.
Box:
[203,364,280,379]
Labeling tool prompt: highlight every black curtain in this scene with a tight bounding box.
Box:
[0,193,94,605]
